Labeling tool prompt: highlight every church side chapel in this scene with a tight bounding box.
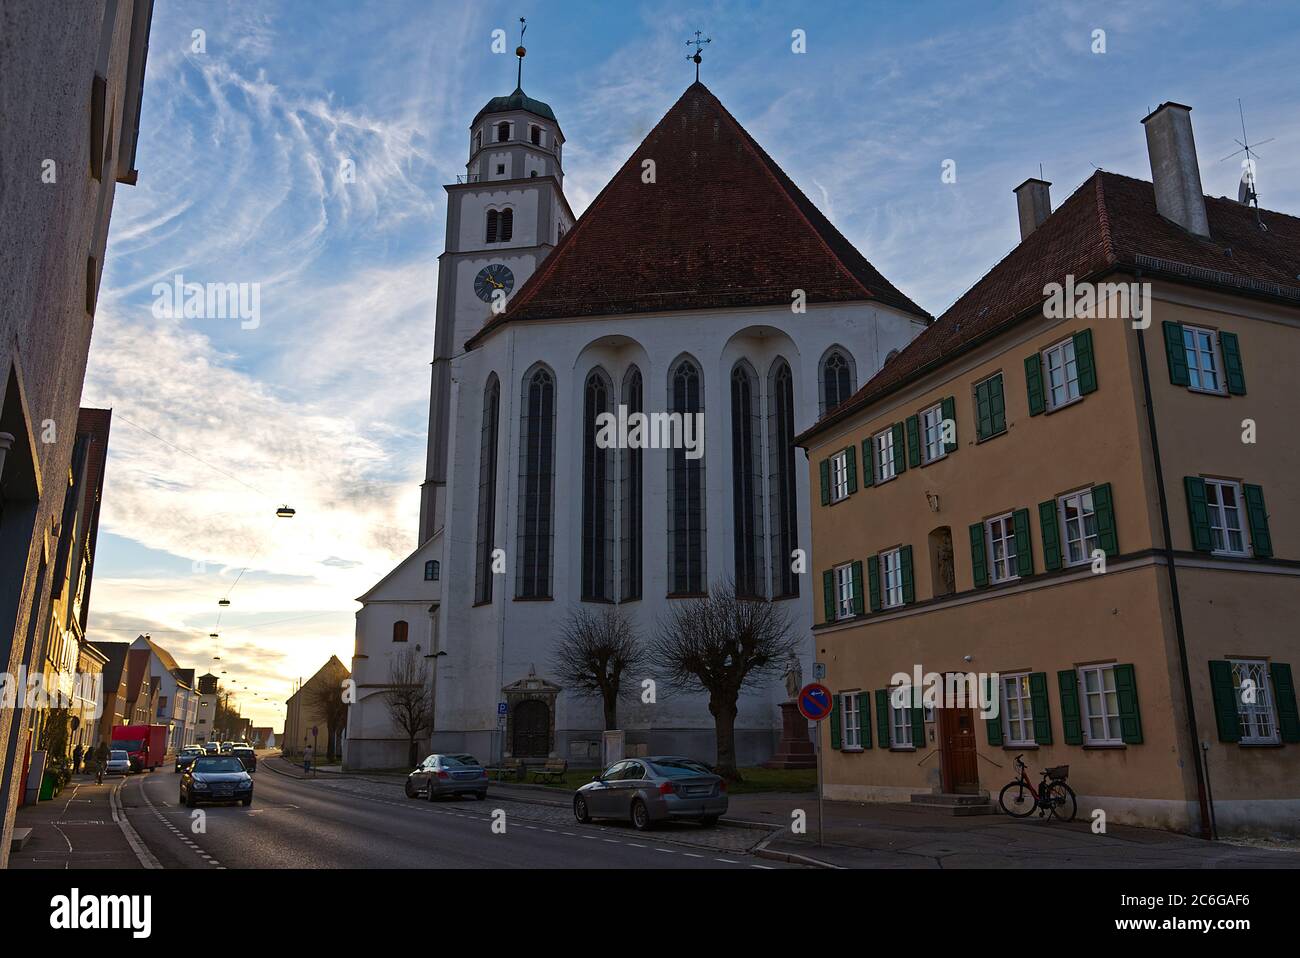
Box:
[344,35,929,771]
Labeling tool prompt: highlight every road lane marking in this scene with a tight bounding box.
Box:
[110,779,161,869]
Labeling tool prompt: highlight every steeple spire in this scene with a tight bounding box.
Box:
[515,17,527,90]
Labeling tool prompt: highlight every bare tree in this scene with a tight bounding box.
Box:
[650,577,801,782]
[551,607,647,731]
[385,646,434,768]
[303,676,350,763]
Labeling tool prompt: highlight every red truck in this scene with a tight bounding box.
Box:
[111,724,168,772]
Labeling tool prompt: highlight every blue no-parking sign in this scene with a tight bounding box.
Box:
[797,683,834,722]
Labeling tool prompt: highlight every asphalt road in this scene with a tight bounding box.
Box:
[117,756,789,869]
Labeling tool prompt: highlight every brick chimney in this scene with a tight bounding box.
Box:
[1013,178,1052,240]
[1141,102,1210,238]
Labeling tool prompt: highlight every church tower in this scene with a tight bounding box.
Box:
[418,44,574,543]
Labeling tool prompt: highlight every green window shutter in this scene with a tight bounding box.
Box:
[969,522,989,587]
[1024,353,1046,416]
[822,570,835,623]
[830,695,842,750]
[819,458,831,506]
[1058,670,1083,745]
[1242,484,1272,558]
[1013,508,1033,577]
[941,396,957,453]
[1163,321,1190,386]
[1184,476,1214,552]
[1073,328,1098,395]
[844,445,858,494]
[1114,663,1143,744]
[1039,499,1062,571]
[1270,663,1300,743]
[860,694,872,749]
[1092,482,1119,557]
[1029,672,1053,745]
[875,689,890,749]
[851,560,865,615]
[1208,660,1241,743]
[985,674,1003,746]
[1219,331,1246,395]
[867,555,882,612]
[905,415,921,467]
[860,439,874,487]
[975,380,992,439]
[892,422,907,474]
[989,374,1006,434]
[910,701,925,747]
[899,545,915,604]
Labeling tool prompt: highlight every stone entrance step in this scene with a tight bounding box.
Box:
[10,827,32,851]
[908,792,996,816]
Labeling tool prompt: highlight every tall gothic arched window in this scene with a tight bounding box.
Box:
[474,374,500,605]
[820,347,856,414]
[582,368,615,601]
[768,358,799,598]
[620,366,643,601]
[517,365,556,598]
[668,357,705,595]
[731,361,765,598]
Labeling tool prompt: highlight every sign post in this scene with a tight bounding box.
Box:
[797,682,833,847]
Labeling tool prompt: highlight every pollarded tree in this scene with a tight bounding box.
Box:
[650,577,801,782]
[551,607,647,731]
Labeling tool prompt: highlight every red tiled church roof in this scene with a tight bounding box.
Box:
[466,82,928,348]
[798,170,1300,443]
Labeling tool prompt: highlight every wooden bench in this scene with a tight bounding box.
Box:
[493,758,524,781]
[530,758,568,784]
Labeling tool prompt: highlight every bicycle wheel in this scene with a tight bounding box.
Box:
[1045,781,1077,822]
[998,780,1037,818]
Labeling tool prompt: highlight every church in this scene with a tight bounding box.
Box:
[343,53,929,770]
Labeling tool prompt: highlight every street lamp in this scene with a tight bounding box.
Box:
[276,505,296,518]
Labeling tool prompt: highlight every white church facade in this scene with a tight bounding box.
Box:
[344,71,928,770]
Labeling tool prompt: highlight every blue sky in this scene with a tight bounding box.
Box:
[87,0,1300,728]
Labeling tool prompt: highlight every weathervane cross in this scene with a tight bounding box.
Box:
[685,30,711,82]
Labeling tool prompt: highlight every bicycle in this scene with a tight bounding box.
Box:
[997,754,1077,822]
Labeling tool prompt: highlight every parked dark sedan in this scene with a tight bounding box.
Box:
[231,746,257,772]
[574,757,727,830]
[405,753,488,801]
[180,755,254,807]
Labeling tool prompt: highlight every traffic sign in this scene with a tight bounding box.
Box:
[497,701,508,715]
[797,683,834,722]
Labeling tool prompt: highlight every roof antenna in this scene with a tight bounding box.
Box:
[685,30,711,83]
[515,17,527,91]
[1221,98,1273,230]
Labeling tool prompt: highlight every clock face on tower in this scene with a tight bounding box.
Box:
[474,263,515,302]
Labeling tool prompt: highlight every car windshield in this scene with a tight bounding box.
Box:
[452,754,480,766]
[114,739,142,752]
[440,755,474,767]
[110,751,128,760]
[649,759,714,778]
[193,757,244,773]
[182,748,201,755]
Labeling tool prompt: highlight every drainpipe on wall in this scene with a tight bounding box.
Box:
[1132,268,1214,840]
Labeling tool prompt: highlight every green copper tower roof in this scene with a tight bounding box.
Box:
[473,86,557,126]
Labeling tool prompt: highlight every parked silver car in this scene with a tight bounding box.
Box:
[405,753,488,801]
[574,756,728,830]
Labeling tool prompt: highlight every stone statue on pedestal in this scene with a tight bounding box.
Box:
[782,653,803,702]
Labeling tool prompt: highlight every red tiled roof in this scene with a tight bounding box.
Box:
[798,170,1300,443]
[466,82,928,348]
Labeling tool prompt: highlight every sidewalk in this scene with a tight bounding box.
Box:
[8,773,156,869]
[723,792,1300,869]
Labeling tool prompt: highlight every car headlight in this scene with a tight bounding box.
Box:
[192,781,210,790]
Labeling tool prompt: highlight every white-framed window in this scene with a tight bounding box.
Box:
[1042,337,1081,409]
[985,513,1018,583]
[890,699,913,748]
[1079,665,1122,745]
[1001,673,1035,746]
[842,692,863,749]
[1058,489,1099,566]
[1183,325,1225,394]
[873,429,896,483]
[1231,659,1280,745]
[830,450,850,502]
[1204,478,1248,556]
[834,563,855,620]
[921,403,946,463]
[880,548,903,608]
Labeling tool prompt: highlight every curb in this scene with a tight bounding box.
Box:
[751,829,842,869]
[110,778,162,869]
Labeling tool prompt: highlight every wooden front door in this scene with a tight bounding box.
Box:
[511,699,550,757]
[938,706,980,793]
